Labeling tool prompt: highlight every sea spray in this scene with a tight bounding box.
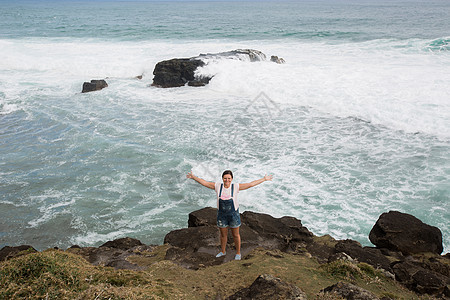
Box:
[0,0,448,253]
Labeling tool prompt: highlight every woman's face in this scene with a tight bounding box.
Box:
[222,174,233,188]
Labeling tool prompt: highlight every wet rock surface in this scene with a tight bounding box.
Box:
[151,58,207,88]
[81,79,108,93]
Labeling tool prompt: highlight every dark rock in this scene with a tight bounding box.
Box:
[152,49,284,88]
[82,79,108,93]
[163,207,314,269]
[187,77,211,87]
[66,237,154,270]
[328,252,356,264]
[321,281,379,300]
[188,207,217,227]
[306,235,337,264]
[226,274,307,300]
[241,211,314,252]
[0,245,37,261]
[392,260,450,296]
[165,246,223,270]
[369,211,443,255]
[100,237,144,250]
[334,239,393,272]
[270,55,286,64]
[164,226,219,252]
[152,58,206,88]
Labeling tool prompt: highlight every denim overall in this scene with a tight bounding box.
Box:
[217,183,241,228]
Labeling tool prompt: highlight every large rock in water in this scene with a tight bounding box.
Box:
[151,58,209,88]
[82,79,108,93]
[369,211,443,255]
[152,49,285,88]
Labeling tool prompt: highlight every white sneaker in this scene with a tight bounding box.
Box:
[216,252,226,258]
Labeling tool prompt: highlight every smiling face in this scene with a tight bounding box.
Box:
[222,174,233,188]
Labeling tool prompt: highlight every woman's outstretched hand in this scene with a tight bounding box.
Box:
[186,171,195,179]
[264,174,273,181]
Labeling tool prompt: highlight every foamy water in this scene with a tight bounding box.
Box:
[0,1,449,253]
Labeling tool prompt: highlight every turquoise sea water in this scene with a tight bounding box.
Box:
[0,0,449,252]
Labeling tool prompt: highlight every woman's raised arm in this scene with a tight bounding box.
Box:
[239,174,273,190]
[186,171,215,189]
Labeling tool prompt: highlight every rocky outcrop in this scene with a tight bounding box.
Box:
[321,281,380,300]
[66,237,155,270]
[164,207,313,269]
[152,49,285,88]
[2,209,448,298]
[164,208,449,298]
[333,239,393,272]
[226,274,307,300]
[0,245,37,262]
[392,257,450,296]
[369,211,443,255]
[81,79,108,93]
[151,58,209,88]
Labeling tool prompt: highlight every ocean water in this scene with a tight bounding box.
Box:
[0,0,449,253]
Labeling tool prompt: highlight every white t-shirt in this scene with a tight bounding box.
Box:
[215,182,240,210]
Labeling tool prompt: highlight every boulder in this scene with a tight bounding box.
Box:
[100,237,144,250]
[151,58,209,88]
[241,211,314,252]
[188,207,217,227]
[226,274,307,300]
[334,239,393,272]
[152,49,285,88]
[270,55,286,64]
[369,211,443,255]
[0,245,37,261]
[82,79,108,93]
[392,260,450,296]
[321,281,379,300]
[66,237,154,270]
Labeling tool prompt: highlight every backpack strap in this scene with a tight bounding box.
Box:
[231,183,234,198]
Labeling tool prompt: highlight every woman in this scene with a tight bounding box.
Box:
[186,170,273,260]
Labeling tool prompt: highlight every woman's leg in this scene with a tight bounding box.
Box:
[230,227,241,255]
[219,227,228,254]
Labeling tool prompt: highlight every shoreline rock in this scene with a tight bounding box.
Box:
[152,49,285,88]
[1,209,449,298]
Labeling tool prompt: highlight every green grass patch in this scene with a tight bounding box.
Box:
[0,246,434,299]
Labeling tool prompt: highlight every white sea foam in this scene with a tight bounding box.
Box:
[2,37,448,140]
[1,37,449,252]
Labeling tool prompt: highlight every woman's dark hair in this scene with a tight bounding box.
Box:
[222,170,233,178]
